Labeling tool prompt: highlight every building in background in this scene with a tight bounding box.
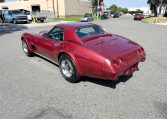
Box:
[0,0,91,18]
[129,7,151,15]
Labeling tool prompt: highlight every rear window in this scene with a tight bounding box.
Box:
[76,25,106,38]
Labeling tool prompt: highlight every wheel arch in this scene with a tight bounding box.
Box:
[58,51,83,76]
[21,34,34,52]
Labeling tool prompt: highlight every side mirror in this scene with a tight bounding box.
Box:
[42,33,48,38]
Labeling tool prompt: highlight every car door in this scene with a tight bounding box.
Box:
[35,27,64,62]
[3,10,12,22]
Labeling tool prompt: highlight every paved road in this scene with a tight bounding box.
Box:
[0,16,167,119]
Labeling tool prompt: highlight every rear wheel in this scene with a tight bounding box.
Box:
[22,40,33,57]
[40,19,44,23]
[59,54,80,83]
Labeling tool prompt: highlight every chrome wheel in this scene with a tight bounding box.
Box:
[60,59,73,78]
[22,41,28,54]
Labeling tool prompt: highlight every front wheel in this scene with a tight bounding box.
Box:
[22,40,33,57]
[40,19,44,23]
[59,54,80,83]
[0,18,3,23]
[13,19,17,24]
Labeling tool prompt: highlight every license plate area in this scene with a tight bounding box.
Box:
[125,63,139,76]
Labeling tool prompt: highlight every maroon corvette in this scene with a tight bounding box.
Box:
[21,23,146,83]
[134,14,144,21]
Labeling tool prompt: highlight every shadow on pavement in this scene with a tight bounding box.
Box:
[0,23,28,36]
[34,54,132,89]
[82,75,132,89]
[24,107,72,119]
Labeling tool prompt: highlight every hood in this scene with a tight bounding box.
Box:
[82,34,140,60]
[38,30,48,35]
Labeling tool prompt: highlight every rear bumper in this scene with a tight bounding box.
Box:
[134,17,143,20]
[81,20,88,22]
[102,63,139,80]
[102,57,146,81]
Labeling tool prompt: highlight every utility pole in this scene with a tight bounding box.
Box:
[56,0,59,18]
[97,0,99,19]
[52,0,56,17]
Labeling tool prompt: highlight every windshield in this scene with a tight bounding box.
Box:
[84,15,90,17]
[76,25,107,38]
[11,10,22,14]
[84,14,92,17]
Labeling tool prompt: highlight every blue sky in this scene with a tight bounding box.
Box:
[105,0,148,8]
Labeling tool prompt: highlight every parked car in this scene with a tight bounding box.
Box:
[0,10,4,23]
[113,13,120,18]
[80,13,93,22]
[143,13,151,18]
[16,9,32,22]
[0,9,28,23]
[101,13,109,20]
[32,11,47,23]
[21,23,146,83]
[134,14,144,21]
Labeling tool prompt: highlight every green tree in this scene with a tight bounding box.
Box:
[121,8,129,13]
[118,7,122,12]
[147,0,167,16]
[159,0,167,15]
[136,9,142,13]
[89,0,103,16]
[110,4,118,13]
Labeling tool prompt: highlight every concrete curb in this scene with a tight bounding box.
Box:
[141,20,167,26]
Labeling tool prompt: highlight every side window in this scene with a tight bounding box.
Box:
[47,27,64,41]
[4,10,9,15]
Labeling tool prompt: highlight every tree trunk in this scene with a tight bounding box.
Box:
[153,5,158,16]
[159,4,163,15]
[56,0,59,18]
[164,6,167,17]
[52,0,56,18]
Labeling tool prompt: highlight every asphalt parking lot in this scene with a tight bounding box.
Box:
[0,16,167,119]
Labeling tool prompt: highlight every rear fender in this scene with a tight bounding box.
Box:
[58,51,84,76]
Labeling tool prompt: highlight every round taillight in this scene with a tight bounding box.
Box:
[138,49,142,54]
[113,60,120,67]
[119,58,123,64]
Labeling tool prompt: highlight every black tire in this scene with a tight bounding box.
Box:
[40,20,44,23]
[59,54,80,83]
[88,19,91,22]
[13,19,17,24]
[0,18,2,23]
[24,21,28,24]
[22,40,33,57]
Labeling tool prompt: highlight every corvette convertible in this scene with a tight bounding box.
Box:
[21,23,146,83]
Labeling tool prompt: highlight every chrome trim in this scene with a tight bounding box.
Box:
[60,59,73,78]
[34,52,59,66]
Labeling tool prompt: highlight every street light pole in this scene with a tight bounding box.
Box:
[97,0,99,19]
[56,0,59,18]
[52,0,56,17]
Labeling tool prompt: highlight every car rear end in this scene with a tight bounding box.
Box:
[134,14,143,21]
[102,47,146,80]
[82,34,146,81]
[15,15,28,23]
